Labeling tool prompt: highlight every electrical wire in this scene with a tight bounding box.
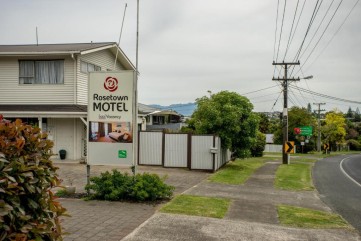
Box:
[284,0,300,60]
[296,0,344,75]
[290,85,361,104]
[298,0,336,60]
[240,85,279,95]
[304,0,360,73]
[276,0,287,62]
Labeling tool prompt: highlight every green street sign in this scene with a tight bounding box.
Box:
[299,126,313,136]
[118,150,127,158]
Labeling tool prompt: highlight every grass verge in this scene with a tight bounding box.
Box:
[160,194,230,219]
[275,163,314,191]
[208,157,273,185]
[278,205,351,229]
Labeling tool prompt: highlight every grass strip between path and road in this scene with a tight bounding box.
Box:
[275,162,314,191]
[278,205,351,229]
[208,157,275,185]
[160,194,230,219]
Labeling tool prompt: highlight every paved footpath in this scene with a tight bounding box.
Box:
[55,162,209,241]
[122,161,361,241]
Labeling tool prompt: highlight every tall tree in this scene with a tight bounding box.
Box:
[355,107,361,122]
[322,110,346,151]
[346,107,353,119]
[189,91,259,158]
[307,103,312,113]
[257,113,270,133]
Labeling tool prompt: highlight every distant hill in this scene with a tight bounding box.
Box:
[149,103,196,116]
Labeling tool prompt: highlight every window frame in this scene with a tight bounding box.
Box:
[18,59,65,85]
[80,60,101,74]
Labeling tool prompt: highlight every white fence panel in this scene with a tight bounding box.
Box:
[264,144,282,153]
[164,134,188,167]
[191,135,213,170]
[138,132,163,165]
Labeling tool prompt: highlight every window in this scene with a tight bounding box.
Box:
[19,60,64,84]
[80,61,101,73]
[152,116,165,125]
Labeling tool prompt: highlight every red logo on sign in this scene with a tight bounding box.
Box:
[104,77,118,92]
[294,128,301,135]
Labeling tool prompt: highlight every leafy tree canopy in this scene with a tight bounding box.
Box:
[322,109,346,147]
[188,91,259,158]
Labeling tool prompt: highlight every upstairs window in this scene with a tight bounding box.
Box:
[81,61,101,73]
[19,60,64,84]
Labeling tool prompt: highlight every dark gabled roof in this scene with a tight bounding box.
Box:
[0,105,87,113]
[0,42,115,53]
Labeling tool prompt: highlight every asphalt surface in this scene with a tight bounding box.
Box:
[313,154,361,233]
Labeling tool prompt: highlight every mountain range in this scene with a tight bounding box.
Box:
[149,103,196,117]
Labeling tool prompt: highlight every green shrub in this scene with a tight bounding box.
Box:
[250,131,266,157]
[0,117,66,240]
[85,169,174,202]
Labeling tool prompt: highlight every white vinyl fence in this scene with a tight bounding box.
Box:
[138,132,230,172]
[264,144,282,153]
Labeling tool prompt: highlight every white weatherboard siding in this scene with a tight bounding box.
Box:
[76,49,125,105]
[0,56,75,104]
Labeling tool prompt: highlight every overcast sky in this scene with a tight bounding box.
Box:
[1,0,360,113]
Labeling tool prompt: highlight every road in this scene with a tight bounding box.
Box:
[313,154,361,233]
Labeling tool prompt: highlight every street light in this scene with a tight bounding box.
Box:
[302,75,313,80]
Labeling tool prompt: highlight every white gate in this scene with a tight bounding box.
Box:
[138,132,163,165]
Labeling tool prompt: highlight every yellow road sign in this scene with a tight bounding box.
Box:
[324,143,329,150]
[285,141,295,154]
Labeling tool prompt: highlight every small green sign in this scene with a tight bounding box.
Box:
[300,126,313,136]
[118,150,127,158]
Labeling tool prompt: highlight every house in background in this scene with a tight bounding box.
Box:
[0,42,140,161]
[138,103,185,131]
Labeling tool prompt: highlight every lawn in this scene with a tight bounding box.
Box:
[278,205,351,229]
[160,194,230,219]
[209,157,277,185]
[275,162,314,190]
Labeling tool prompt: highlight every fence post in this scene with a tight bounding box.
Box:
[187,133,192,170]
[162,130,165,167]
[212,135,216,172]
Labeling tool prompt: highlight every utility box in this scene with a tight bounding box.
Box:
[59,149,66,160]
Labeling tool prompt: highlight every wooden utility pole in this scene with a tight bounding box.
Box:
[313,103,325,152]
[272,61,300,164]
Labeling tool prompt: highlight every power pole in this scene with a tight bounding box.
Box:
[313,103,325,152]
[272,61,300,164]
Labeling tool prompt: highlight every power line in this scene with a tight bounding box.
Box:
[240,85,279,95]
[283,0,300,60]
[297,0,344,74]
[292,0,323,62]
[298,0,336,60]
[290,85,361,104]
[276,0,287,62]
[304,0,361,72]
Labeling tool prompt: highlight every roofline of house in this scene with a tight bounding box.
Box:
[0,42,136,71]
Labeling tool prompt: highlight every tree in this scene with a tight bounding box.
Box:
[257,113,270,133]
[273,107,317,152]
[355,107,361,122]
[346,107,354,119]
[322,110,347,151]
[307,103,312,113]
[188,91,259,158]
